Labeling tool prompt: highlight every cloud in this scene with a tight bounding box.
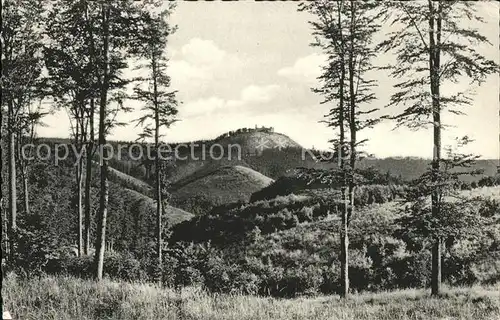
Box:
[169,60,212,83]
[240,84,280,103]
[181,97,228,118]
[169,38,243,95]
[181,84,280,118]
[180,38,228,66]
[277,53,327,83]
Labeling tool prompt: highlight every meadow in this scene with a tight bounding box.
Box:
[2,273,500,320]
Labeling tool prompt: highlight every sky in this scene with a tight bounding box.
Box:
[38,1,500,159]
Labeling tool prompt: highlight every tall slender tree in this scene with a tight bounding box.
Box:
[1,96,5,260]
[45,0,95,256]
[1,0,45,262]
[83,0,98,256]
[300,0,382,298]
[16,102,46,217]
[94,1,112,280]
[133,3,179,275]
[379,0,499,295]
[83,98,95,256]
[84,0,157,280]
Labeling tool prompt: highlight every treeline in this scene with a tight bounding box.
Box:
[170,194,333,245]
[251,167,407,202]
[214,126,275,140]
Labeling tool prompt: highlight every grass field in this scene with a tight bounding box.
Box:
[2,274,499,320]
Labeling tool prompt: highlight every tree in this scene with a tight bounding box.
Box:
[379,1,499,295]
[93,1,112,281]
[82,0,99,256]
[45,0,96,256]
[299,0,382,298]
[1,94,4,262]
[1,0,45,262]
[83,0,155,280]
[396,137,488,287]
[16,102,46,217]
[133,4,179,275]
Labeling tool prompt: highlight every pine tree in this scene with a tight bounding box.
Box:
[132,3,179,277]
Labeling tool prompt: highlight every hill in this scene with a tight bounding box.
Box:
[104,162,154,197]
[214,130,301,154]
[120,188,194,226]
[169,186,500,296]
[165,130,307,184]
[39,134,500,185]
[11,149,193,262]
[170,165,274,214]
[31,134,500,220]
[101,130,308,191]
[356,157,500,182]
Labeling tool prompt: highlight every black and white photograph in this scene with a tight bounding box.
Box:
[1,0,499,319]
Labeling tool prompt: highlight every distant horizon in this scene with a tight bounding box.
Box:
[34,129,500,162]
[37,1,500,159]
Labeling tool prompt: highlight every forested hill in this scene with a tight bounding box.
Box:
[38,133,500,185]
[355,157,499,182]
[31,134,499,215]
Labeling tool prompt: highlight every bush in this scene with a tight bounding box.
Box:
[320,266,341,295]
[164,243,261,294]
[165,244,205,288]
[11,214,61,277]
[64,255,94,279]
[104,251,145,281]
[278,265,323,297]
[388,251,431,289]
[49,251,145,281]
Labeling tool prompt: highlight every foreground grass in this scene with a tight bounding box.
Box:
[2,274,499,320]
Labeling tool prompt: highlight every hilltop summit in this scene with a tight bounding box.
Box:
[214,126,302,155]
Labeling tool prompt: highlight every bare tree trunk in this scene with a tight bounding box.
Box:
[340,203,349,298]
[1,104,5,260]
[84,99,94,255]
[335,0,349,299]
[94,4,110,281]
[83,0,95,256]
[155,153,162,270]
[22,168,29,215]
[94,111,109,281]
[7,100,17,262]
[75,112,83,257]
[429,0,442,296]
[77,155,84,257]
[152,53,163,275]
[16,133,30,216]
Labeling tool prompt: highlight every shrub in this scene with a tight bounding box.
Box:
[278,265,323,297]
[11,214,61,277]
[63,255,94,279]
[50,251,145,281]
[165,244,205,288]
[389,251,431,289]
[320,265,341,295]
[104,251,145,281]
